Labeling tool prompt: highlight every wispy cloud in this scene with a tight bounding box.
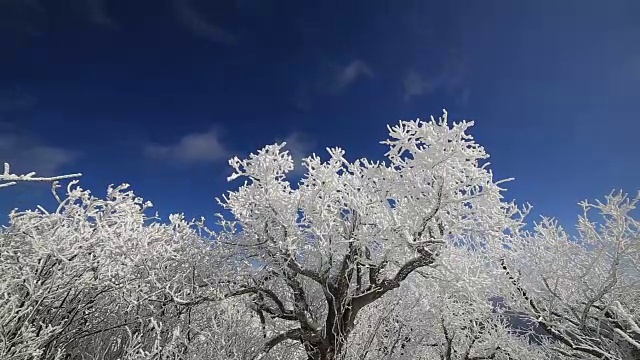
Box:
[144,128,230,164]
[403,49,469,106]
[331,60,373,93]
[172,0,237,44]
[403,70,431,102]
[0,133,80,176]
[293,59,373,110]
[0,89,79,175]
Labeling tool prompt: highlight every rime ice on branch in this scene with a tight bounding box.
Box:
[0,162,82,189]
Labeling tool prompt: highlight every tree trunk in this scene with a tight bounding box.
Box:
[303,339,345,360]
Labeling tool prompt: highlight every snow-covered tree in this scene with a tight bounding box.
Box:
[0,180,223,359]
[3,112,637,360]
[499,191,640,359]
[214,111,528,359]
[343,247,559,360]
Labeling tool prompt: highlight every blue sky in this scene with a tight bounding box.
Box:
[1,0,638,231]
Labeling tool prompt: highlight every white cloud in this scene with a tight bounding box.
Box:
[144,128,230,164]
[0,89,79,176]
[403,49,469,106]
[0,133,80,176]
[172,0,237,44]
[332,60,373,92]
[403,70,431,102]
[293,59,373,109]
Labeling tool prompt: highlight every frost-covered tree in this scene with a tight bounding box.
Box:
[3,113,637,360]
[343,247,559,360]
[499,191,640,359]
[214,111,528,360]
[0,179,224,359]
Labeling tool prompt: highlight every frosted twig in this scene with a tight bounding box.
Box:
[0,162,82,189]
